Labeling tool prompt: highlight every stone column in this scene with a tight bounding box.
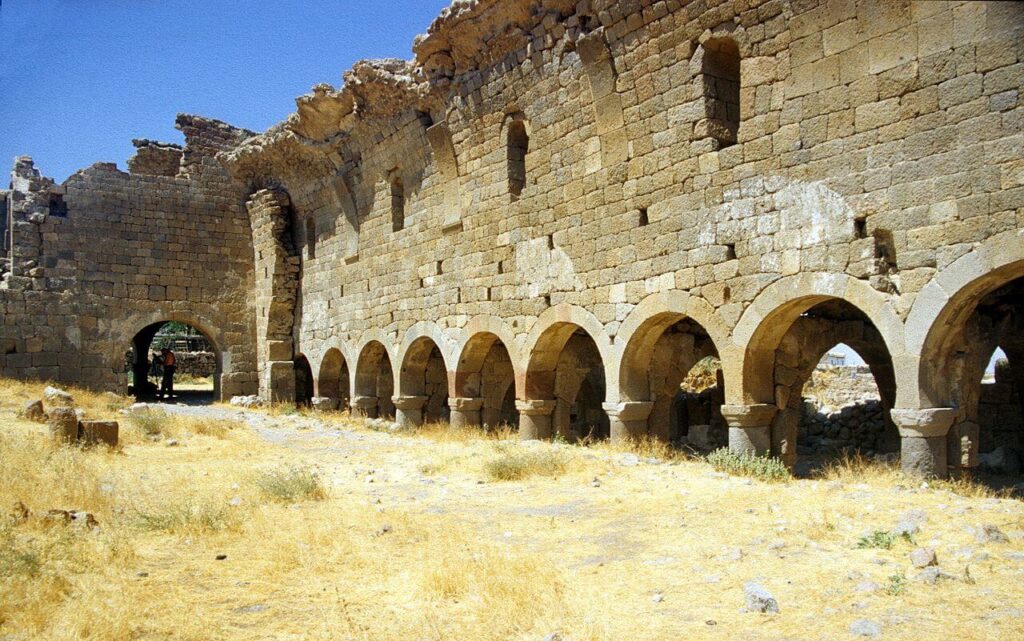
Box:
[890,408,956,478]
[603,401,654,443]
[449,397,483,429]
[351,395,379,419]
[516,399,556,440]
[392,395,428,427]
[721,404,778,456]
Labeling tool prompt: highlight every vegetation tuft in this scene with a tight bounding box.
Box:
[252,465,327,502]
[483,446,568,481]
[706,448,790,482]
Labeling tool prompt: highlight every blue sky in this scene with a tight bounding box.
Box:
[0,0,450,182]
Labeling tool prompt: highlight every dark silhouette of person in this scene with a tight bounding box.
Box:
[158,347,176,400]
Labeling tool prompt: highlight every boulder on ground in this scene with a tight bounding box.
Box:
[43,386,75,407]
[47,407,79,443]
[743,581,779,613]
[80,420,119,447]
[22,399,47,423]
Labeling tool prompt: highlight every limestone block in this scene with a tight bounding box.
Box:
[80,421,119,447]
[48,407,79,444]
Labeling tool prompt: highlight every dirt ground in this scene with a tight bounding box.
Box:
[2,380,1023,641]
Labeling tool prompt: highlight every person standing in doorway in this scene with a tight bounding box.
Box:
[159,347,176,400]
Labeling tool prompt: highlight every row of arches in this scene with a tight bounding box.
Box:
[285,232,1024,479]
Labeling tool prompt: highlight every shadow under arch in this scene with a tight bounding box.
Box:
[129,319,221,403]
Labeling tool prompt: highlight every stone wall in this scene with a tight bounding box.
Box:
[5,0,1024,478]
[2,116,258,399]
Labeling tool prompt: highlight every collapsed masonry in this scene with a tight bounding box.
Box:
[3,0,1024,479]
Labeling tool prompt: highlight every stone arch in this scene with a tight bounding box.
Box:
[731,273,905,406]
[906,230,1024,408]
[122,312,227,402]
[397,334,450,426]
[520,304,612,441]
[613,291,730,445]
[353,337,395,419]
[905,231,1024,475]
[317,347,350,411]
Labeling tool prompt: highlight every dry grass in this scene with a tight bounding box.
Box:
[1,377,1023,641]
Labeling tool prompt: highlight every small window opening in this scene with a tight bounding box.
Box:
[725,243,736,260]
[507,118,529,199]
[854,217,867,239]
[390,172,405,232]
[416,110,434,127]
[48,193,68,217]
[700,38,741,149]
[305,217,316,259]
[638,207,649,227]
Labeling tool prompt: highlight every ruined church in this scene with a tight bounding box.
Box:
[3,0,1023,479]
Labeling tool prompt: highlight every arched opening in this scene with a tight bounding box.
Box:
[317,348,350,412]
[399,337,449,423]
[127,320,219,404]
[454,332,518,430]
[294,354,314,406]
[698,37,740,148]
[743,298,897,473]
[506,117,529,199]
[797,343,896,471]
[354,341,395,419]
[525,324,607,442]
[619,313,725,449]
[925,274,1024,481]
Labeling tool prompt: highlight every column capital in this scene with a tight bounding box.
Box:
[720,404,778,428]
[515,399,556,415]
[350,395,378,410]
[889,408,956,438]
[602,401,654,422]
[391,395,428,411]
[449,396,484,411]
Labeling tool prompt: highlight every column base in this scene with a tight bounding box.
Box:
[890,408,956,479]
[721,404,778,456]
[603,401,654,443]
[392,395,428,427]
[516,399,556,440]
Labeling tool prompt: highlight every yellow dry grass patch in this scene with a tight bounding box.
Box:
[1,378,1023,641]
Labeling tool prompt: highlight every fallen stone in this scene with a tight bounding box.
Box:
[743,581,779,613]
[310,396,340,411]
[850,619,882,637]
[909,547,937,568]
[915,566,955,584]
[977,524,1009,544]
[43,386,75,407]
[230,395,264,408]
[80,420,119,447]
[22,399,46,423]
[891,508,928,536]
[47,407,79,443]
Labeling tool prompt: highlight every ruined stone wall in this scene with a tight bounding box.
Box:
[2,116,258,398]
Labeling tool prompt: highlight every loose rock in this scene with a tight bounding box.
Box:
[743,581,779,613]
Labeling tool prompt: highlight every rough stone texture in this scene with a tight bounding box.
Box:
[6,1,1024,479]
[80,420,119,447]
[47,407,79,443]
